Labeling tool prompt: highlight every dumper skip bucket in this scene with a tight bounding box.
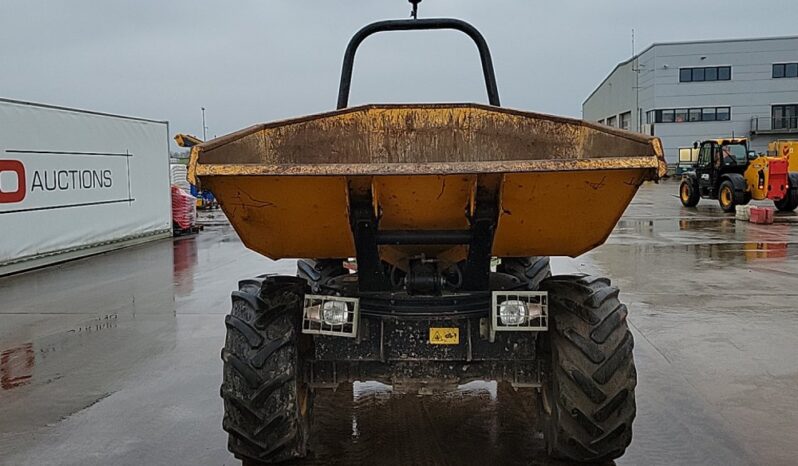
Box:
[188,18,665,266]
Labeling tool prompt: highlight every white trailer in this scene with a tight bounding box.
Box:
[0,98,172,275]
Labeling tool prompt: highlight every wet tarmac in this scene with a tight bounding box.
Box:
[1,179,797,466]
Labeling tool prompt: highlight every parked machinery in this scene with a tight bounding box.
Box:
[188,11,667,464]
[174,133,217,209]
[679,138,798,212]
[768,139,798,172]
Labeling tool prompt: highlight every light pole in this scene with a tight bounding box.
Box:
[201,107,207,141]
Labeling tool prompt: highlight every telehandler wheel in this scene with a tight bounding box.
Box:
[718,180,742,213]
[498,256,552,290]
[221,276,313,464]
[297,259,348,293]
[774,184,798,212]
[679,179,700,207]
[538,275,636,463]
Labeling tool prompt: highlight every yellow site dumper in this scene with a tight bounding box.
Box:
[188,15,665,465]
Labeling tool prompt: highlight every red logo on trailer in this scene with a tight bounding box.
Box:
[1,343,34,390]
[0,160,26,203]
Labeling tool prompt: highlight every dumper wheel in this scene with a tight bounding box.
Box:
[538,274,636,463]
[679,179,699,207]
[221,275,313,464]
[774,175,798,211]
[498,257,551,290]
[297,259,348,293]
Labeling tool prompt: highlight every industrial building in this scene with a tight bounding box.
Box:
[583,35,798,164]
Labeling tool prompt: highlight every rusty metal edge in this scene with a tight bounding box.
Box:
[187,145,201,186]
[651,137,668,178]
[194,103,658,153]
[193,156,662,178]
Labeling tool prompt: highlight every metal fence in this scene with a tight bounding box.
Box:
[751,117,798,133]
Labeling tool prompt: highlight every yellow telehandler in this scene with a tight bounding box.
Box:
[679,138,798,212]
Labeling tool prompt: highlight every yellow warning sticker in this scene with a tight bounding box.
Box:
[429,327,459,345]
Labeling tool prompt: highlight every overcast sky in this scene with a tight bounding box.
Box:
[2,0,797,146]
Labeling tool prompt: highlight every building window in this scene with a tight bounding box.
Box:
[651,107,730,123]
[606,115,617,127]
[598,119,604,125]
[620,112,631,130]
[692,68,705,81]
[772,104,798,129]
[679,66,731,82]
[773,63,798,79]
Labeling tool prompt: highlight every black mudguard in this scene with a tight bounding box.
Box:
[721,172,747,195]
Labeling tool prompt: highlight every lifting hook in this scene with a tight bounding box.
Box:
[409,0,422,19]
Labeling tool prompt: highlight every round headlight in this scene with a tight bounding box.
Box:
[499,300,528,326]
[322,301,349,326]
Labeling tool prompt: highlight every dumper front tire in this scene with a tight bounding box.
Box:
[538,275,636,463]
[297,259,348,293]
[221,275,312,464]
[498,256,551,290]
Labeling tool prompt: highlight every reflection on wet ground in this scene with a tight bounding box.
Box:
[1,180,797,465]
[301,381,573,466]
[592,181,798,466]
[0,228,268,465]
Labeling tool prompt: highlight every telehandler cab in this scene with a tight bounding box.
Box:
[679,138,798,212]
